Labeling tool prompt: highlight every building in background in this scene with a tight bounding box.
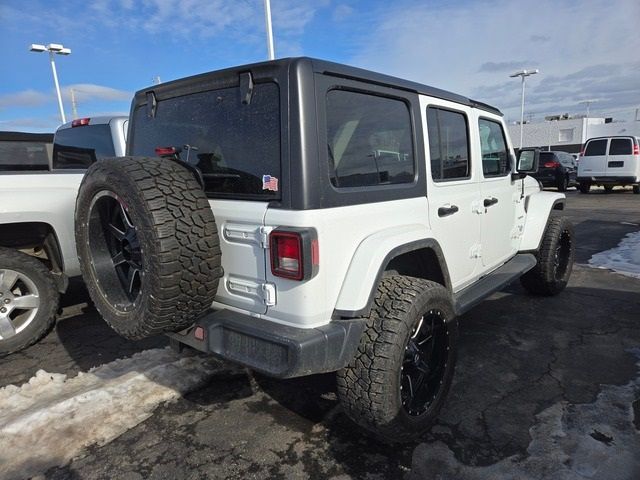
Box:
[507,114,640,153]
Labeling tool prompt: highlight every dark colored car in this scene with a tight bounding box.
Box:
[531,151,577,191]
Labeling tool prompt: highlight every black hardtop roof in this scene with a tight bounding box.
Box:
[134,57,502,116]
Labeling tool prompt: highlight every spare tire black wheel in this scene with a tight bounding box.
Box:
[75,157,222,339]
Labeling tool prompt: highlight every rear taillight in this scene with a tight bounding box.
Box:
[544,161,560,168]
[269,229,318,281]
[155,146,180,156]
[71,118,90,127]
[634,144,639,155]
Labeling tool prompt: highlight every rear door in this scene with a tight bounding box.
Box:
[579,138,608,178]
[422,99,481,291]
[606,137,635,178]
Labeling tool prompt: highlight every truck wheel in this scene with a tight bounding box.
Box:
[75,157,222,340]
[578,181,591,194]
[336,276,458,442]
[604,185,613,193]
[520,216,574,296]
[633,185,639,194]
[557,175,568,192]
[0,248,58,354]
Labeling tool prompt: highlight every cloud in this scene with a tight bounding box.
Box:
[349,0,640,121]
[478,61,537,73]
[530,34,550,42]
[0,90,50,110]
[333,4,355,22]
[61,84,132,103]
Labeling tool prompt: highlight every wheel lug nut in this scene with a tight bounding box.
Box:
[3,298,9,304]
[0,307,6,313]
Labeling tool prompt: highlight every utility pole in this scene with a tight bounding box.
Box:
[70,88,78,119]
[579,99,598,142]
[263,0,275,60]
[510,69,539,148]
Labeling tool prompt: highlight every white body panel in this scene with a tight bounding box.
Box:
[0,173,84,276]
[519,191,565,251]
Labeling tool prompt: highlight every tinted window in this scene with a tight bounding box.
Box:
[131,83,280,199]
[0,141,51,171]
[609,138,632,155]
[427,107,470,181]
[53,125,116,169]
[539,152,555,163]
[326,90,414,188]
[479,119,510,176]
[584,139,607,156]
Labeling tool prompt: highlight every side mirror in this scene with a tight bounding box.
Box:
[514,148,540,179]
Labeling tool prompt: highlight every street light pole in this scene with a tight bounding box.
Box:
[263,0,275,60]
[510,69,539,148]
[29,43,71,124]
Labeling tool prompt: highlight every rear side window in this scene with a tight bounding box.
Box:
[426,107,470,181]
[478,118,510,176]
[131,83,281,200]
[326,90,415,188]
[53,125,115,169]
[584,139,607,156]
[0,141,51,171]
[609,138,632,155]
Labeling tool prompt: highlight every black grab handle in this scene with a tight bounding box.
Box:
[438,205,459,217]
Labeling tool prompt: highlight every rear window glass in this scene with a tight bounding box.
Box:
[131,82,281,200]
[53,125,116,169]
[584,139,607,156]
[0,141,51,171]
[609,138,632,155]
[326,89,415,188]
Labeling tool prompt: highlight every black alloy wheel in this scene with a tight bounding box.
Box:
[88,190,143,310]
[401,309,449,416]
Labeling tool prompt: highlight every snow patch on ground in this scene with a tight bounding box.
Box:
[408,348,640,480]
[0,347,223,480]
[588,231,640,279]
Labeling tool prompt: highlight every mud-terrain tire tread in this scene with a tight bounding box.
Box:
[0,247,58,354]
[336,275,457,443]
[520,216,574,296]
[75,157,222,339]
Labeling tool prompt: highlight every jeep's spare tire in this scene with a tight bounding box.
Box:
[75,157,222,339]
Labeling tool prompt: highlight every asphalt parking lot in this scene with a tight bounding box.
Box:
[1,187,639,480]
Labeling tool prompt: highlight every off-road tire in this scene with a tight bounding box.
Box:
[0,248,58,354]
[633,185,639,194]
[520,216,574,296]
[578,181,590,194]
[336,276,458,443]
[75,157,222,340]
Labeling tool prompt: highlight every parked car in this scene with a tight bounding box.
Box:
[0,116,127,354]
[530,151,578,191]
[0,131,53,172]
[73,57,574,442]
[577,136,640,194]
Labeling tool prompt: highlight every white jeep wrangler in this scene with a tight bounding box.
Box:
[74,58,574,441]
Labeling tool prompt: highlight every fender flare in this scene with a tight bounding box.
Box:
[333,226,451,318]
[519,192,566,252]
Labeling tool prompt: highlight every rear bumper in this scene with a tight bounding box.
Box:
[167,309,366,378]
[577,176,638,185]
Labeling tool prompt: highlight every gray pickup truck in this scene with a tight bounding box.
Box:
[0,116,127,354]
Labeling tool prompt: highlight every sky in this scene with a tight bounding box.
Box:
[1,0,639,133]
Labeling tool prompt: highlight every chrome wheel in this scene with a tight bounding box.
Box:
[401,309,449,416]
[0,269,40,340]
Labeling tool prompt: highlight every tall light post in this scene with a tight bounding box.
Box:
[29,43,71,124]
[510,69,539,148]
[579,99,598,142]
[263,0,275,60]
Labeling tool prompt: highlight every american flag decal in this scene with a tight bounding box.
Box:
[262,175,279,192]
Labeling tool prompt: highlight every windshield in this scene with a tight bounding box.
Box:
[130,82,281,200]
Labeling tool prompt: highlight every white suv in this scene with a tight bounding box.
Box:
[74,58,574,441]
[577,135,640,194]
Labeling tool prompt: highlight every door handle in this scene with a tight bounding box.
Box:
[438,205,459,217]
[483,197,499,207]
